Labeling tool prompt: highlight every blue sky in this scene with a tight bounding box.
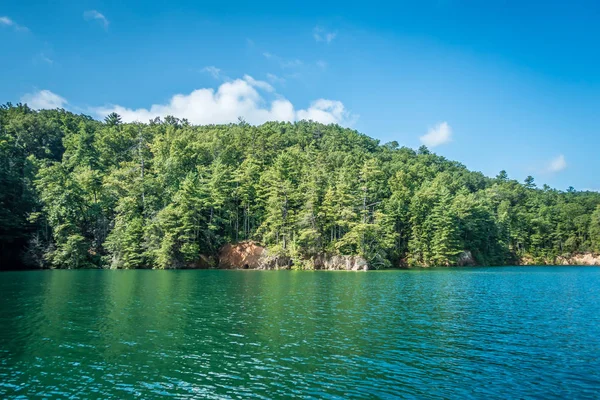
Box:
[2,0,599,190]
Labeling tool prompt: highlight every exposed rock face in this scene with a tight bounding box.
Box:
[519,253,600,266]
[456,251,476,266]
[217,242,368,270]
[555,253,600,266]
[307,254,369,271]
[217,241,291,269]
[257,254,293,269]
[218,241,264,269]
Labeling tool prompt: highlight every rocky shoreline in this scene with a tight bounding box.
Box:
[519,253,600,266]
[216,241,369,271]
[186,242,600,271]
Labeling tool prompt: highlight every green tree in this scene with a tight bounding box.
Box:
[590,205,600,252]
[1,103,599,270]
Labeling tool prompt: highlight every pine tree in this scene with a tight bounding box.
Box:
[590,205,600,252]
[429,187,461,266]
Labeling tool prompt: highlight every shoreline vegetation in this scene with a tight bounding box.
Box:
[2,104,600,270]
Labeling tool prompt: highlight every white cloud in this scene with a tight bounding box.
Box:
[420,122,452,147]
[201,66,221,79]
[547,154,567,172]
[297,99,355,125]
[84,10,109,29]
[242,75,274,92]
[0,16,29,32]
[93,75,355,126]
[316,60,327,70]
[21,90,68,109]
[313,26,337,43]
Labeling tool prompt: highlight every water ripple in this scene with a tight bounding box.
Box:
[1,267,599,398]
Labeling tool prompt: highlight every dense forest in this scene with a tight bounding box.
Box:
[1,103,600,269]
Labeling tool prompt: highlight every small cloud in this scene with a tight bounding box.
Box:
[281,59,302,68]
[32,52,55,66]
[242,75,274,92]
[285,72,302,80]
[201,66,221,79]
[297,99,357,126]
[246,38,255,47]
[263,52,302,68]
[420,122,452,147]
[547,154,567,173]
[316,60,327,70]
[266,73,285,85]
[21,90,68,109]
[39,53,54,65]
[313,26,337,44]
[84,10,109,30]
[0,16,29,32]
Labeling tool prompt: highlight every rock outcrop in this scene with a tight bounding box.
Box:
[519,253,600,266]
[217,241,368,270]
[306,254,369,271]
[456,251,476,266]
[554,253,600,266]
[217,241,291,269]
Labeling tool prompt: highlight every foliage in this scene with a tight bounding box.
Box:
[1,104,599,269]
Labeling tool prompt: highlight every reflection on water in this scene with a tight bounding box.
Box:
[1,267,600,398]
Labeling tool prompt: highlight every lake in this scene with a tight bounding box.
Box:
[1,267,599,399]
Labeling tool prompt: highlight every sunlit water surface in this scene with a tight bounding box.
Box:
[1,267,599,399]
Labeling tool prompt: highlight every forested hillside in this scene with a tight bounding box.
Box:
[1,103,600,269]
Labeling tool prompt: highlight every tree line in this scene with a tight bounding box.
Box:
[1,103,600,269]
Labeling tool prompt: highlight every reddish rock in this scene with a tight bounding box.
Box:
[218,241,266,269]
[218,241,291,269]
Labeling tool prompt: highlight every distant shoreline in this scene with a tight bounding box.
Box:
[2,263,599,272]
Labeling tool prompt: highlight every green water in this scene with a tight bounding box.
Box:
[1,267,600,399]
